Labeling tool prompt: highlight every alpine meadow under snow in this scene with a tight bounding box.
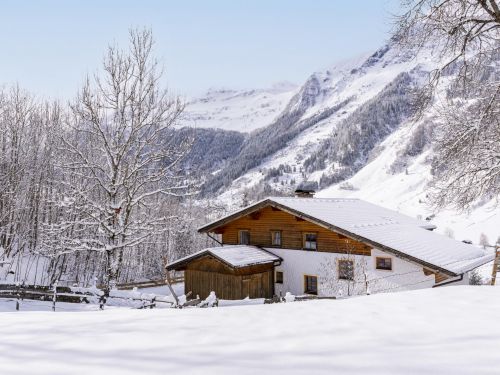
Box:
[1,286,500,375]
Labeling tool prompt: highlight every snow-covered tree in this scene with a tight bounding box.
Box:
[444,227,455,239]
[0,86,61,263]
[395,0,500,209]
[41,29,191,291]
[479,233,490,248]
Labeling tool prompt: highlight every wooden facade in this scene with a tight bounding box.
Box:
[214,206,372,256]
[183,256,274,300]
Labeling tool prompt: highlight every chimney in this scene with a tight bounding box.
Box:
[294,189,315,198]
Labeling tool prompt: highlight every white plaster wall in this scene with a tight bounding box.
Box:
[268,247,436,297]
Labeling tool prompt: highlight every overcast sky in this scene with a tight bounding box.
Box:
[0,0,400,99]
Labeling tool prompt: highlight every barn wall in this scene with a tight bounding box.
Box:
[184,257,274,300]
[218,206,371,256]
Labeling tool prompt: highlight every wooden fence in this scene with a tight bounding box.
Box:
[0,284,93,304]
[116,275,184,290]
[0,280,180,310]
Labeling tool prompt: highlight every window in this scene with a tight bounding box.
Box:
[376,257,392,271]
[303,232,317,250]
[271,230,282,247]
[338,260,354,280]
[238,230,250,245]
[304,275,318,295]
[276,271,283,284]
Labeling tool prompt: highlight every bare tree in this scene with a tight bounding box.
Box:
[0,85,62,284]
[395,0,500,210]
[319,246,372,297]
[479,232,490,247]
[444,227,455,238]
[41,29,192,291]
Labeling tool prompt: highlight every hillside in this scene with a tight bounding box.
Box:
[201,40,437,198]
[2,286,499,374]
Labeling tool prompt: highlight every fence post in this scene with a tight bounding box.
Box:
[99,294,106,310]
[15,283,20,311]
[52,281,58,312]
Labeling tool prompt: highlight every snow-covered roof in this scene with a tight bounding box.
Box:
[270,197,436,230]
[199,197,493,275]
[166,245,281,271]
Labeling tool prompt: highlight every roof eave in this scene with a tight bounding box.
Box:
[165,246,281,271]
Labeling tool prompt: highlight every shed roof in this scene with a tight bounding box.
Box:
[198,197,493,275]
[166,245,281,271]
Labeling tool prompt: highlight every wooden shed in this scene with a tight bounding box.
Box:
[166,245,282,300]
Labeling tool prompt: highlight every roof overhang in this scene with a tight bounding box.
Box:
[166,245,282,271]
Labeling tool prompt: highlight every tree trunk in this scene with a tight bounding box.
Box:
[105,248,123,292]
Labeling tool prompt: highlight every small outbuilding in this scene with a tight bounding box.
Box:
[166,245,282,300]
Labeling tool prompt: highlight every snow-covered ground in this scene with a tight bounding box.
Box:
[134,283,184,296]
[0,299,104,312]
[1,286,499,374]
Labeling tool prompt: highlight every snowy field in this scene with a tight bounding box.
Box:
[1,286,499,375]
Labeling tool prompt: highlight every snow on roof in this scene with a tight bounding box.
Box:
[199,197,493,275]
[352,222,493,275]
[270,197,436,229]
[167,245,281,270]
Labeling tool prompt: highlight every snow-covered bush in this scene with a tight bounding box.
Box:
[468,270,484,286]
[284,292,295,303]
[199,291,219,308]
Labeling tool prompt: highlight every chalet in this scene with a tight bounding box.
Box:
[167,194,493,300]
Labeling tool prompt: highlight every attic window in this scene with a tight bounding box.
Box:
[376,257,392,271]
[238,230,250,245]
[271,230,282,247]
[303,233,317,251]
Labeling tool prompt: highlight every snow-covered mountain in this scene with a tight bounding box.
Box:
[179,82,298,133]
[189,40,499,244]
[203,41,437,194]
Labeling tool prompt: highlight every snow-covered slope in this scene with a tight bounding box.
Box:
[2,286,500,374]
[213,41,440,198]
[179,82,298,133]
